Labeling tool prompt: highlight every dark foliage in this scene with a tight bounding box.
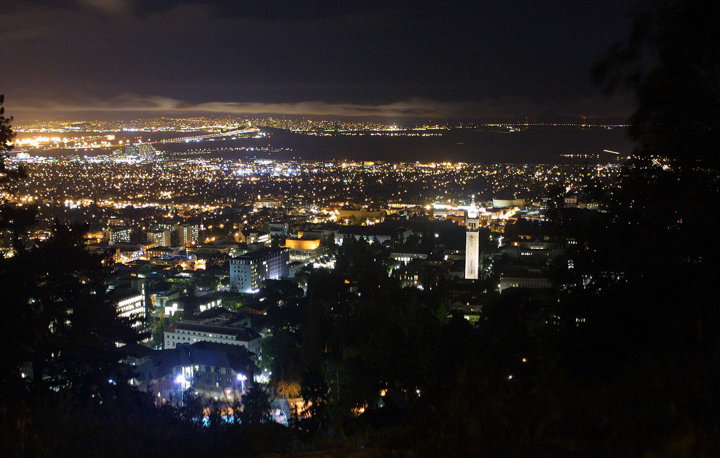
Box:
[240,383,273,424]
[0,223,140,401]
[0,94,25,185]
[4,14,720,452]
[594,0,720,169]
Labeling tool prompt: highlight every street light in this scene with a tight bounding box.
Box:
[175,373,186,404]
[237,373,247,394]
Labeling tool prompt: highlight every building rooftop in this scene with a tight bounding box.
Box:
[232,246,287,261]
[166,321,261,343]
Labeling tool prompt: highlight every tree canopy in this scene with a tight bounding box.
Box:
[594,0,720,169]
[0,94,24,185]
[0,223,141,400]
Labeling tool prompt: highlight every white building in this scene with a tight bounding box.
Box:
[499,269,553,292]
[391,251,429,265]
[113,291,145,329]
[492,198,526,208]
[237,230,271,246]
[229,247,289,293]
[465,196,480,280]
[164,321,262,355]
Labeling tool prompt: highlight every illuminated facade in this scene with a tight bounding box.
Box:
[132,342,256,405]
[492,198,526,208]
[107,226,132,243]
[229,247,289,293]
[112,290,146,330]
[237,230,271,246]
[284,238,322,262]
[164,321,261,354]
[137,143,156,161]
[499,269,552,292]
[465,196,480,280]
[147,229,172,247]
[177,223,199,247]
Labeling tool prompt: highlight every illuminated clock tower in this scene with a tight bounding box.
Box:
[465,195,480,280]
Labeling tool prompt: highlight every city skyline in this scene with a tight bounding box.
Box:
[4,1,637,121]
[4,1,720,452]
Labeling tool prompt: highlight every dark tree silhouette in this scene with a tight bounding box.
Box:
[0,94,24,184]
[0,223,140,400]
[594,0,720,169]
[240,384,272,424]
[594,0,720,273]
[0,95,32,250]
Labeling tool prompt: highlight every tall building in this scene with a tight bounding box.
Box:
[147,229,172,247]
[465,196,480,280]
[123,144,139,158]
[107,226,132,243]
[137,143,156,161]
[121,143,155,160]
[230,247,289,293]
[176,223,199,247]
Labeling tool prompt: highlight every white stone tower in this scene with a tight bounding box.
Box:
[465,195,480,280]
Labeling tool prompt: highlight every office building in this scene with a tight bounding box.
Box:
[176,223,199,247]
[229,247,289,293]
[147,229,172,247]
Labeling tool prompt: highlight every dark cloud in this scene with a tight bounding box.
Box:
[10,92,633,122]
[2,1,640,121]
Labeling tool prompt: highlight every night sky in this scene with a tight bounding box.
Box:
[4,0,639,121]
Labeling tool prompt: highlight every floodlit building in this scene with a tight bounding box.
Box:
[129,341,259,404]
[110,289,146,331]
[150,289,183,315]
[492,198,526,208]
[465,196,480,280]
[229,247,289,293]
[390,250,429,265]
[108,216,128,227]
[284,237,322,262]
[87,241,144,264]
[254,199,282,209]
[164,320,261,354]
[236,230,271,246]
[502,235,566,264]
[163,293,224,317]
[338,209,386,225]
